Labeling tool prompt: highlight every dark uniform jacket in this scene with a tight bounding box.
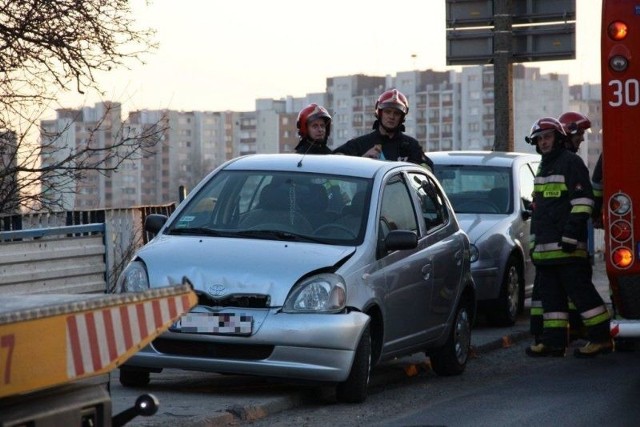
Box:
[333,127,433,171]
[531,147,594,265]
[294,140,333,155]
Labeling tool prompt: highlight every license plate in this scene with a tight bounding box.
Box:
[176,312,253,335]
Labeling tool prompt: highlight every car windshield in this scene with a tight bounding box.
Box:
[434,165,512,214]
[166,170,372,245]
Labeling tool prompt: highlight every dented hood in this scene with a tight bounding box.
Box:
[137,235,355,305]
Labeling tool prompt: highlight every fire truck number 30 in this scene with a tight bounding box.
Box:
[609,79,640,107]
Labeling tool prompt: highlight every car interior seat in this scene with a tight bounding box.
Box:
[299,184,336,228]
[240,183,312,232]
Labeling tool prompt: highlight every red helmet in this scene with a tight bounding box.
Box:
[558,111,591,135]
[296,104,331,139]
[526,117,566,144]
[375,89,409,119]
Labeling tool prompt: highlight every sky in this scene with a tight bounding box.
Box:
[53,0,602,117]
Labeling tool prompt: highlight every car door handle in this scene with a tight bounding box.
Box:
[421,264,432,280]
[455,250,463,265]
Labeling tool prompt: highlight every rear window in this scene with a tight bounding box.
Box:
[434,165,512,214]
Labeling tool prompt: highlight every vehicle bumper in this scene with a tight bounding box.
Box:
[124,310,370,383]
[611,319,640,338]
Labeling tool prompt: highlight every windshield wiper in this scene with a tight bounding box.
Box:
[168,227,225,236]
[235,229,324,243]
[168,227,325,243]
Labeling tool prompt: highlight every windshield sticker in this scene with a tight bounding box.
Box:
[176,216,196,227]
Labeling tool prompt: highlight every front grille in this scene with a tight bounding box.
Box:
[618,275,640,319]
[152,337,274,360]
[196,291,270,308]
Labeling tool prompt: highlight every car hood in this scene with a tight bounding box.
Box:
[138,235,356,305]
[456,214,503,243]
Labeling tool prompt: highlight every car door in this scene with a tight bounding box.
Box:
[408,170,466,332]
[375,172,435,354]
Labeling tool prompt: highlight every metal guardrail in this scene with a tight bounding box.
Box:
[0,223,105,241]
[0,204,177,292]
[0,224,107,295]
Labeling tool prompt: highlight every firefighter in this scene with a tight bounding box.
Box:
[333,89,433,171]
[294,104,333,155]
[525,117,613,358]
[558,111,595,339]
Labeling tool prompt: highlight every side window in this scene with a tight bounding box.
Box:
[408,172,448,232]
[380,175,419,234]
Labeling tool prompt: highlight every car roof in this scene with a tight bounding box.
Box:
[222,153,415,178]
[428,150,540,167]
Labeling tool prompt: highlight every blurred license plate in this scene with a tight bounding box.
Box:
[177,312,253,335]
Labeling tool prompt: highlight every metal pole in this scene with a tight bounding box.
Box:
[493,0,514,152]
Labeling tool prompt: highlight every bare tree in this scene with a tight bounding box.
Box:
[0,0,167,214]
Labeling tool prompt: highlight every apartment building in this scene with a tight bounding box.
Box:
[127,109,231,205]
[40,102,123,210]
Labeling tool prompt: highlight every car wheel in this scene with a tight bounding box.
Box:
[487,255,522,327]
[335,325,371,403]
[119,367,151,387]
[429,299,471,376]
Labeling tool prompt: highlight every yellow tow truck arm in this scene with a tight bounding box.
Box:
[0,284,197,399]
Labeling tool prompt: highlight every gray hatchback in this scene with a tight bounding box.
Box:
[430,151,540,326]
[114,154,475,403]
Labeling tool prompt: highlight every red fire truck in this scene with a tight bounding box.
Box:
[601,0,640,339]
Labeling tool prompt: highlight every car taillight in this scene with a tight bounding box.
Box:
[612,247,633,269]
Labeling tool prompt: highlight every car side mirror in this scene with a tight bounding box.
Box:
[144,214,168,234]
[385,230,418,251]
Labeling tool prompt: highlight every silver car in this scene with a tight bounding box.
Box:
[114,154,476,403]
[430,151,540,326]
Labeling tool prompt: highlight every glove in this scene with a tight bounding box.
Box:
[560,240,577,253]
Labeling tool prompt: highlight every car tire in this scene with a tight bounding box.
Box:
[119,367,151,387]
[429,299,471,376]
[335,324,371,403]
[487,256,522,327]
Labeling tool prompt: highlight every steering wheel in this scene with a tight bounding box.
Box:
[314,224,357,238]
[456,199,500,214]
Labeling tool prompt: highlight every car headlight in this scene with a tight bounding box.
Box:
[282,273,346,313]
[469,244,479,263]
[115,260,150,293]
